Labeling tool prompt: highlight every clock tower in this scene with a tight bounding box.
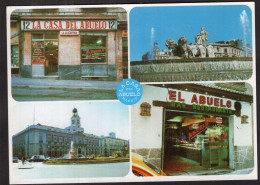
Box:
[65,108,84,133]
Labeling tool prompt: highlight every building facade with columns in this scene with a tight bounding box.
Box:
[10,8,128,80]
[12,108,129,158]
[100,135,129,157]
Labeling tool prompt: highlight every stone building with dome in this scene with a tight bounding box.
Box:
[12,108,129,158]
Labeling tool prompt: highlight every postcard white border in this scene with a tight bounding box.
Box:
[7,2,257,184]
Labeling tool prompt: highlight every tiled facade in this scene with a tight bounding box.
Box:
[234,146,254,170]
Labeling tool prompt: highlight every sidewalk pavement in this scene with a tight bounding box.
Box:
[167,168,254,176]
[225,168,254,175]
[11,77,119,90]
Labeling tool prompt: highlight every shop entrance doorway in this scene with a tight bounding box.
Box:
[45,41,58,76]
[162,110,229,175]
[32,32,59,77]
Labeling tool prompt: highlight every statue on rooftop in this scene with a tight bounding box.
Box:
[195,26,208,45]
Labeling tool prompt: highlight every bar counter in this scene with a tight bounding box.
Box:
[173,144,202,164]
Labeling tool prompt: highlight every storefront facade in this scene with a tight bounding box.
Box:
[11,19,19,74]
[10,8,128,80]
[131,83,254,173]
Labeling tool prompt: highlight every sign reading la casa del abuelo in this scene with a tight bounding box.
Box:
[153,90,236,115]
[21,20,117,30]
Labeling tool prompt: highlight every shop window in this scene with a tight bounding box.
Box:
[45,32,58,39]
[11,45,19,68]
[32,33,44,39]
[140,102,151,116]
[81,33,107,64]
[32,41,44,64]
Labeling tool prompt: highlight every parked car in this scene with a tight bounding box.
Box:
[132,153,166,176]
[46,157,55,161]
[13,157,19,163]
[28,155,46,162]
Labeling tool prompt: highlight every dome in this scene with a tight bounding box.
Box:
[72,108,78,113]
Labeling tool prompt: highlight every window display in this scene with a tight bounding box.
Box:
[81,34,107,63]
[11,45,19,68]
[164,111,229,168]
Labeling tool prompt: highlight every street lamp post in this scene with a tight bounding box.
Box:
[27,125,29,159]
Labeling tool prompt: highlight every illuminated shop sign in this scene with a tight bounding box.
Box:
[21,20,117,30]
[169,90,234,114]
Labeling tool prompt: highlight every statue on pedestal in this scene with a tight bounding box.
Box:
[195,27,208,45]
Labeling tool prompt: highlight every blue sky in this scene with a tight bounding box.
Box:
[130,5,252,61]
[10,101,130,140]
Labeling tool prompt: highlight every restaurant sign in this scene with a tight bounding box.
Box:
[169,90,234,115]
[21,20,117,30]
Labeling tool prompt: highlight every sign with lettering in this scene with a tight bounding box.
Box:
[21,20,117,30]
[169,90,232,108]
[168,90,234,115]
[82,49,105,57]
[147,89,237,115]
[60,30,79,35]
[188,122,208,140]
[216,117,223,123]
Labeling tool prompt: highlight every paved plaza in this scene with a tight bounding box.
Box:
[11,161,130,182]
